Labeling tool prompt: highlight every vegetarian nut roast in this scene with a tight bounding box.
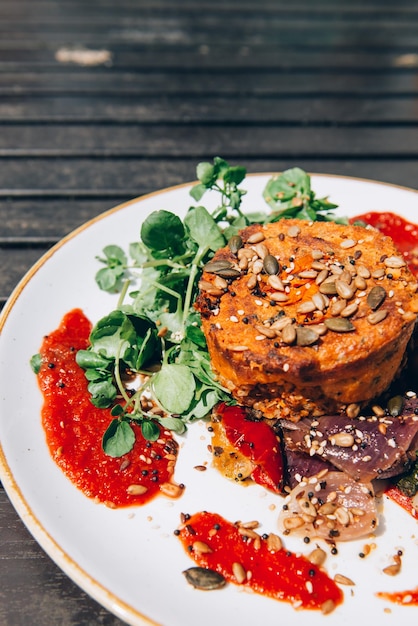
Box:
[196,218,418,420]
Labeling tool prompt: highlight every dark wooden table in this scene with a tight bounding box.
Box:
[1,1,418,624]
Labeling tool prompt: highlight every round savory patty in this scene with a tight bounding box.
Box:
[196,218,418,420]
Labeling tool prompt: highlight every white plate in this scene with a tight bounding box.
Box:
[1,173,418,626]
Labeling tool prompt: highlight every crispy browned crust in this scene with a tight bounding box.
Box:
[196,219,418,420]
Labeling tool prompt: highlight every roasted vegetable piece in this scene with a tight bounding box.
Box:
[278,471,378,541]
[211,403,284,492]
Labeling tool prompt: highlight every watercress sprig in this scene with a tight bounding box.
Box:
[263,167,345,223]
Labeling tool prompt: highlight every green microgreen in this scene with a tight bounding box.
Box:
[47,157,346,457]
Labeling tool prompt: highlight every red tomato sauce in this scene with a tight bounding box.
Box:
[377,588,418,606]
[385,486,418,520]
[352,211,418,276]
[37,308,180,508]
[177,511,343,612]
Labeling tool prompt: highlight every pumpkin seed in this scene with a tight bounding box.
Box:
[309,323,328,336]
[324,317,355,332]
[204,260,241,278]
[216,267,241,278]
[203,259,232,273]
[183,567,226,590]
[387,395,404,417]
[228,235,242,255]
[296,326,319,346]
[319,281,337,295]
[263,254,280,275]
[367,285,386,310]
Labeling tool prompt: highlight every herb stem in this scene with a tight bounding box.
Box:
[117,278,131,309]
[114,345,131,405]
[182,244,209,329]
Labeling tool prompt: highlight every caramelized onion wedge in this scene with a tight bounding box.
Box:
[278,471,378,541]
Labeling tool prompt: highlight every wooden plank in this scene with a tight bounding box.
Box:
[0,45,418,74]
[0,71,417,97]
[0,96,416,123]
[0,125,417,156]
[0,158,417,194]
[1,0,418,18]
[0,198,131,237]
[0,247,51,297]
[2,17,418,44]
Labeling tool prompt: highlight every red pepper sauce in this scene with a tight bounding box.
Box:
[384,486,418,520]
[177,511,343,612]
[377,588,418,606]
[352,211,418,276]
[37,308,180,508]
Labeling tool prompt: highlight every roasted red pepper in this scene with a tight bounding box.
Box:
[215,403,284,492]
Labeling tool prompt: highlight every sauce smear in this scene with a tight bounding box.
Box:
[384,486,418,520]
[37,308,179,508]
[352,211,418,276]
[177,511,343,612]
[377,588,418,606]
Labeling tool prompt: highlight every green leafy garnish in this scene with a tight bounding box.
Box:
[263,167,345,223]
[30,353,42,374]
[72,157,347,457]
